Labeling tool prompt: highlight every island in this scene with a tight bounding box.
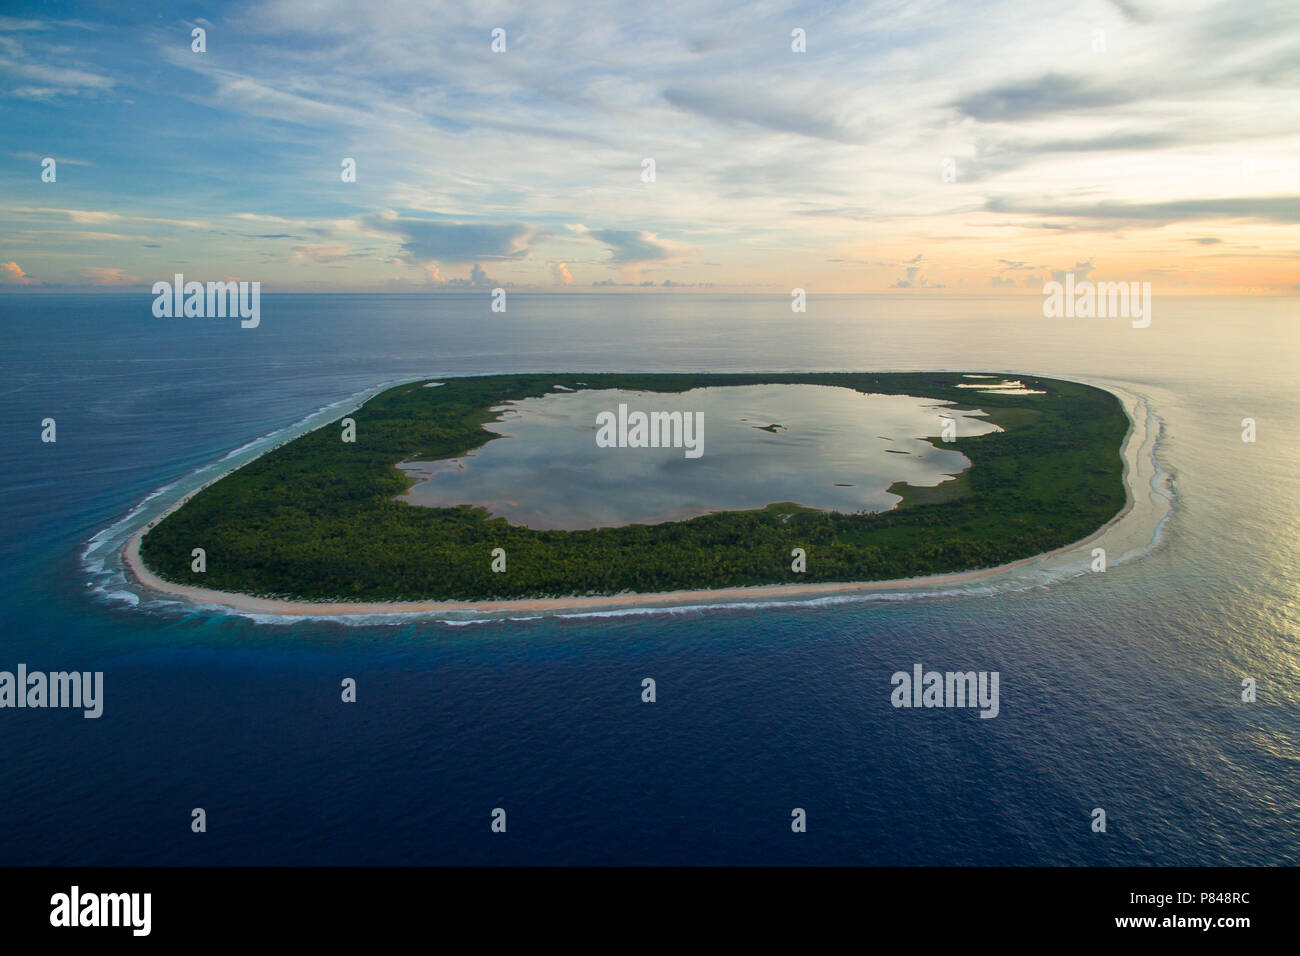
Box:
[133,372,1129,606]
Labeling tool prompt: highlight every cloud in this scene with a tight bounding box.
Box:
[11,151,94,166]
[4,0,1297,291]
[986,195,1300,226]
[290,243,369,266]
[891,256,944,288]
[589,278,713,288]
[892,266,921,288]
[10,207,211,230]
[0,16,96,32]
[579,227,689,265]
[951,74,1136,122]
[0,17,52,31]
[956,131,1193,183]
[0,30,114,96]
[365,213,534,264]
[663,84,858,143]
[796,206,905,223]
[551,262,573,285]
[52,208,117,224]
[0,261,33,284]
[1107,0,1149,23]
[79,266,136,286]
[1050,261,1095,283]
[1189,237,1222,245]
[825,257,896,266]
[423,262,497,288]
[444,263,496,288]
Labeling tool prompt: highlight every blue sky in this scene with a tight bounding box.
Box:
[2,0,1298,293]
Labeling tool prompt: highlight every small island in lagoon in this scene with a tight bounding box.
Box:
[135,372,1128,605]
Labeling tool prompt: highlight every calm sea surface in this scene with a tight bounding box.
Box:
[0,292,1296,865]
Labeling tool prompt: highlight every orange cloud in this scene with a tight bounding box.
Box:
[80,266,137,286]
[1,261,34,285]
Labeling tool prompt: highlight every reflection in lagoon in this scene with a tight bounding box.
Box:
[398,384,1000,530]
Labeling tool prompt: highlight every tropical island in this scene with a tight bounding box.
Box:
[133,372,1129,605]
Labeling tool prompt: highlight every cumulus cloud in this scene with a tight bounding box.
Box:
[892,261,944,289]
[0,261,33,284]
[462,263,493,288]
[892,266,921,288]
[1050,261,1095,282]
[551,261,573,285]
[425,263,498,289]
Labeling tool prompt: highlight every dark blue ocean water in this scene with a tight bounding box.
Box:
[1,292,1296,865]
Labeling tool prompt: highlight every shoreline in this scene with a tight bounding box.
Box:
[120,380,1142,619]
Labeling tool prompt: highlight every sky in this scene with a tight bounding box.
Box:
[1,0,1297,294]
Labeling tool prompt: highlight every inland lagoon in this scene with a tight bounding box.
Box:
[397,384,1002,530]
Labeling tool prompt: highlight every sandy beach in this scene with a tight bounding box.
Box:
[120,383,1143,619]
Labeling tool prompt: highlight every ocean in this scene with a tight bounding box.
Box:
[0,292,1296,865]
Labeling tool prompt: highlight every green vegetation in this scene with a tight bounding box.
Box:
[140,372,1129,602]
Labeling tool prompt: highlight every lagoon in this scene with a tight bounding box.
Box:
[397,384,1000,530]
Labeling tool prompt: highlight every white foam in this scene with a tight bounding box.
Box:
[81,377,428,612]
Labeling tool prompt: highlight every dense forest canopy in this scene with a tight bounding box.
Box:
[139,372,1129,602]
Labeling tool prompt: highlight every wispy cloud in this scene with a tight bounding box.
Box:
[79,265,137,285]
[952,74,1136,122]
[987,196,1300,226]
[662,84,860,143]
[1,0,1297,293]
